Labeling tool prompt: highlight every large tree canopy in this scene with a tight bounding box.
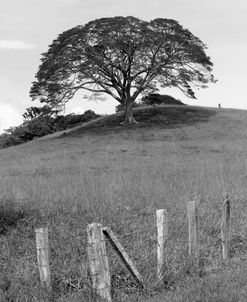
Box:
[30,16,216,125]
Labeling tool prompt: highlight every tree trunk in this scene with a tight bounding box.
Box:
[121,99,138,126]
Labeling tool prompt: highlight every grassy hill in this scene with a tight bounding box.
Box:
[1,105,247,301]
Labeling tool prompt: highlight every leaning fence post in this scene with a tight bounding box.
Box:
[103,227,144,288]
[221,198,231,260]
[87,223,112,302]
[156,209,168,280]
[35,227,51,291]
[187,201,199,261]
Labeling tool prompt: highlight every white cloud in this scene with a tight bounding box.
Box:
[0,104,23,134]
[0,40,36,50]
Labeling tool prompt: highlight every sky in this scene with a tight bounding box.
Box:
[0,0,247,133]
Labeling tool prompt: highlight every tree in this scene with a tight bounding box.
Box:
[30,16,216,125]
[23,105,59,121]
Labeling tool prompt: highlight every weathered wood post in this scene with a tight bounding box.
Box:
[156,209,168,280]
[221,198,231,260]
[35,227,51,291]
[103,227,144,288]
[87,223,112,302]
[187,201,199,261]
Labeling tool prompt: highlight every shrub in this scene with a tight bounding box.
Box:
[141,94,184,106]
[0,110,101,149]
[54,110,100,131]
[13,116,55,141]
[0,133,24,148]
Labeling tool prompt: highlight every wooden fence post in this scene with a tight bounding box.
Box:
[87,223,112,302]
[156,209,168,280]
[187,201,199,261]
[103,227,144,288]
[221,198,231,260]
[35,227,51,291]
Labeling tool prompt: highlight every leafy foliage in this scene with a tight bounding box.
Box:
[0,133,24,148]
[22,105,53,121]
[141,94,184,106]
[54,110,99,131]
[0,110,100,149]
[30,16,216,124]
[14,116,55,141]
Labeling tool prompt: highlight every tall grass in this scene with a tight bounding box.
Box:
[1,106,247,300]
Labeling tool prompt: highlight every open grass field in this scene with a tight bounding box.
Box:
[1,105,247,301]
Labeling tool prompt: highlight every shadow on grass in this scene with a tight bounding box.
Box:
[61,106,216,138]
[0,198,26,235]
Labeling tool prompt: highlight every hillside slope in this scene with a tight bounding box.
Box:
[1,106,247,301]
[38,105,214,139]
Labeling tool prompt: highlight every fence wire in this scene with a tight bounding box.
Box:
[31,198,246,299]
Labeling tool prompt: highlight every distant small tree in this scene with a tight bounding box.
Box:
[30,16,216,125]
[23,105,54,121]
[23,107,43,120]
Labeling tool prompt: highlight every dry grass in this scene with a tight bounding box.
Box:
[1,105,247,301]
